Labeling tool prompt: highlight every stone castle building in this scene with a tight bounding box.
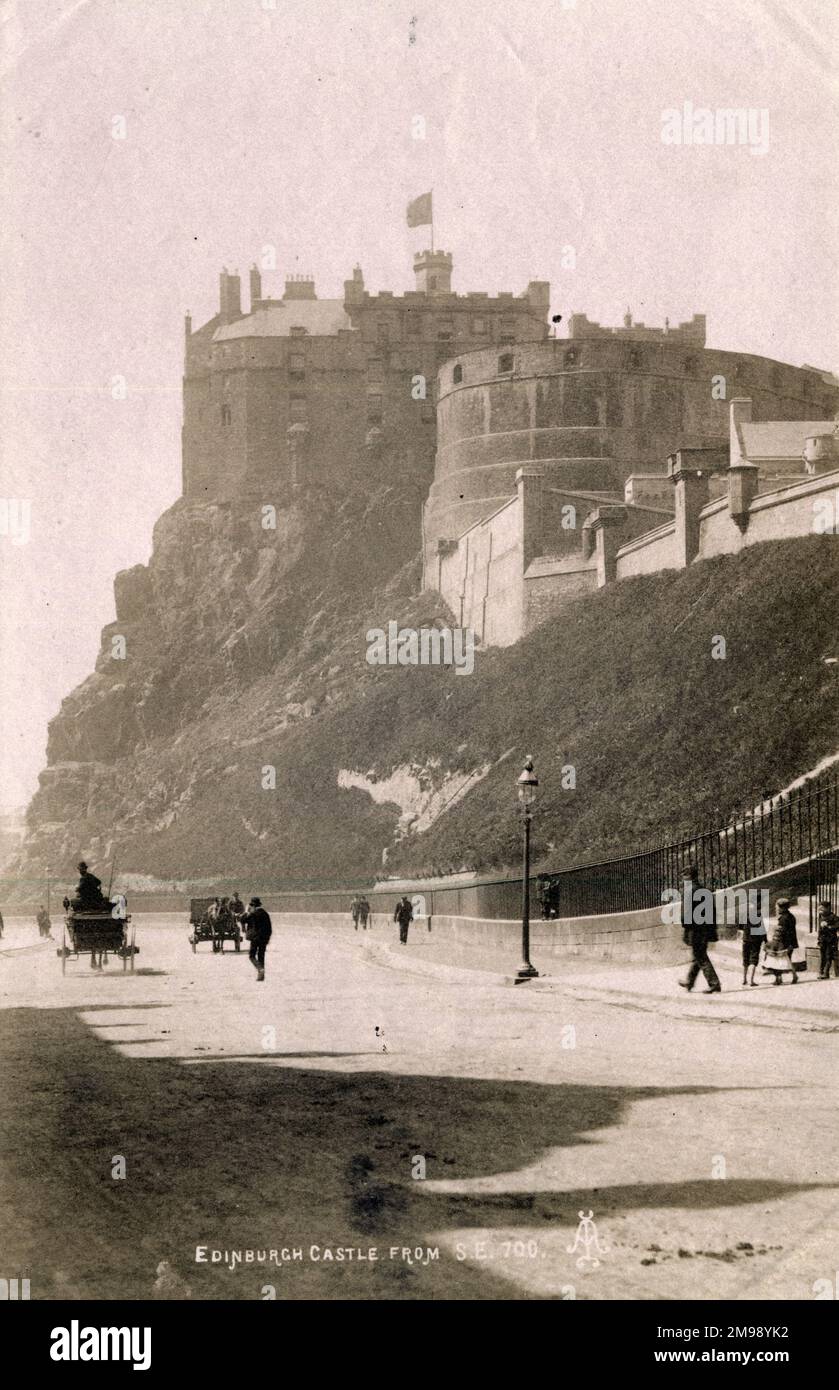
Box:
[180,243,839,651]
[182,252,550,500]
[422,321,839,646]
[423,316,839,566]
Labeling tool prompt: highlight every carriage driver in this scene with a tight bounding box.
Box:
[63,861,110,912]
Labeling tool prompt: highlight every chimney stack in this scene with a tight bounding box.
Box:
[219,267,242,324]
[250,263,262,309]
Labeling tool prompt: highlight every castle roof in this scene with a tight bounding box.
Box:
[213,301,354,341]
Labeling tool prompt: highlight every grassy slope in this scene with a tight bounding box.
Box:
[118,534,839,884]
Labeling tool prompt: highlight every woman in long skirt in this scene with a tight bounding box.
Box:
[763,898,798,985]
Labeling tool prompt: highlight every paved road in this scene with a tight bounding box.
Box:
[1,917,837,1300]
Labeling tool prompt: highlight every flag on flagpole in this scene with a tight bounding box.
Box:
[406,191,433,228]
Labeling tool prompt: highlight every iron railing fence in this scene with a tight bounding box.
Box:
[536,766,839,921]
[807,845,839,930]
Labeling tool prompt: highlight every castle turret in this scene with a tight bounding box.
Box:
[413,249,453,296]
[343,264,365,305]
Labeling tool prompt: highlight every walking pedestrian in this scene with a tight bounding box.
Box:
[242,896,272,982]
[394,895,413,945]
[762,898,799,985]
[350,895,361,931]
[740,902,765,988]
[677,866,721,994]
[816,900,839,980]
[358,896,371,930]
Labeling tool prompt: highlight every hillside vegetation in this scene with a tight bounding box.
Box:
[12,489,838,899]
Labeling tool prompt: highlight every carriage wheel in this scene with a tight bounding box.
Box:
[130,927,136,973]
[191,938,196,953]
[235,937,241,952]
[61,925,67,976]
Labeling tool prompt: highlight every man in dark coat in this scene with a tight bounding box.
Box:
[817,901,839,979]
[242,897,272,982]
[68,861,108,911]
[678,867,721,994]
[394,895,413,945]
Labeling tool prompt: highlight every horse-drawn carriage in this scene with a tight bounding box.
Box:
[59,900,138,974]
[188,898,242,953]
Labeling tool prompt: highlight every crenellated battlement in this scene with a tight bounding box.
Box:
[569,311,706,345]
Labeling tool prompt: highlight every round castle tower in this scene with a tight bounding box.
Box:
[423,329,839,558]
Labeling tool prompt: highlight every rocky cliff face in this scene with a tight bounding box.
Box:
[12,466,453,898]
[10,470,839,904]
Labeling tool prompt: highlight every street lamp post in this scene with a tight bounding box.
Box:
[517,756,539,980]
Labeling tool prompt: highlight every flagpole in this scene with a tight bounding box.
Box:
[430,190,434,253]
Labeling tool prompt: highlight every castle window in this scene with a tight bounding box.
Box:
[289,326,308,337]
[684,355,699,376]
[289,394,307,422]
[221,403,232,426]
[406,317,421,338]
[289,353,305,379]
[367,393,383,423]
[564,347,579,368]
[472,317,487,335]
[377,321,391,344]
[367,357,384,383]
[498,353,514,374]
[628,348,643,370]
[429,276,438,291]
[452,364,463,384]
[499,335,515,345]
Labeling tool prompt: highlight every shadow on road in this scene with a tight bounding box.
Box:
[0,1005,828,1301]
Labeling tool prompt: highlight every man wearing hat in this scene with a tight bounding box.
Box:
[65,860,109,911]
[241,897,272,982]
[817,900,839,979]
[678,864,721,994]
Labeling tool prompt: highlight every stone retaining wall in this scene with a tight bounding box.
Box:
[273,903,684,964]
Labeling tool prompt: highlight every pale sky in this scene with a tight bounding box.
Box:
[1,0,837,809]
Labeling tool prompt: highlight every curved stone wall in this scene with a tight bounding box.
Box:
[424,339,839,547]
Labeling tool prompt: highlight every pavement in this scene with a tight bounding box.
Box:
[1,914,838,1301]
[361,924,839,1033]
